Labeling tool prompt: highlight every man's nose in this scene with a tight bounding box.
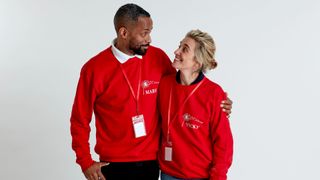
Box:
[146,34,151,44]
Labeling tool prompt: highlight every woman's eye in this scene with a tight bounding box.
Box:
[183,47,187,52]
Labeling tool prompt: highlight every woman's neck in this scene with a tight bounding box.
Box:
[179,70,199,85]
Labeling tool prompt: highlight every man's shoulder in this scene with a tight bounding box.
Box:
[160,73,175,85]
[144,45,171,67]
[81,46,117,73]
[146,45,167,56]
[84,46,115,66]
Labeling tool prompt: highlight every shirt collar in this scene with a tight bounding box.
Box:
[111,39,142,63]
[176,70,205,85]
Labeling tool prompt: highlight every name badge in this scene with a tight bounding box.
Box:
[132,114,146,138]
[164,146,172,161]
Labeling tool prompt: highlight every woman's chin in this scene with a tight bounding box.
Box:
[171,62,180,70]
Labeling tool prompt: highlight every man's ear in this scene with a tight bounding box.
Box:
[119,27,128,39]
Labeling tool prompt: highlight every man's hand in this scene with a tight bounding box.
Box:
[221,92,233,118]
[84,162,109,180]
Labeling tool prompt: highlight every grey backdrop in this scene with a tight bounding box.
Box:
[1,0,320,179]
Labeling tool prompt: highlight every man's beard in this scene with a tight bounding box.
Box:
[130,44,149,55]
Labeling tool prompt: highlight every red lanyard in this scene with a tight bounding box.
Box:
[166,79,204,144]
[120,60,142,115]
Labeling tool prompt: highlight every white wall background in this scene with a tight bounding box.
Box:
[1,0,320,179]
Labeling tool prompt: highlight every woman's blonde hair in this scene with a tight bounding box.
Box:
[186,29,217,72]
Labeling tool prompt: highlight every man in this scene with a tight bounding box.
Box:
[70,3,232,180]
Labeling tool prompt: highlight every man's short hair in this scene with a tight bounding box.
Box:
[114,3,151,32]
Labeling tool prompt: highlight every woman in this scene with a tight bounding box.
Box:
[158,30,233,180]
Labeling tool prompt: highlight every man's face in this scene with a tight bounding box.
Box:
[127,17,153,55]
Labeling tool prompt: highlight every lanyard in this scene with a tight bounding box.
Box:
[120,60,142,115]
[166,79,204,144]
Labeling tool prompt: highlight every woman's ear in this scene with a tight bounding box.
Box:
[193,59,202,72]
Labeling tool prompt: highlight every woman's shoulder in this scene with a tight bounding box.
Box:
[203,77,226,97]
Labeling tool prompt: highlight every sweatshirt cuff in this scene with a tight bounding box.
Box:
[79,159,95,172]
[210,175,227,180]
[210,169,227,180]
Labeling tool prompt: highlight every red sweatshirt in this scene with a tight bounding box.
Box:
[70,46,175,171]
[158,74,233,180]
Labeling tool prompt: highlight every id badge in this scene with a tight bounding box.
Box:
[132,114,146,138]
[164,146,172,161]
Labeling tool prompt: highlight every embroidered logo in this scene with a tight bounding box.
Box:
[182,113,204,129]
[141,80,159,88]
[142,80,159,95]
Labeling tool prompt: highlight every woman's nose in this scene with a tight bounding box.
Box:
[174,48,180,56]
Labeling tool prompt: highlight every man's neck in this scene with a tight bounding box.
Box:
[114,38,134,56]
[111,39,142,63]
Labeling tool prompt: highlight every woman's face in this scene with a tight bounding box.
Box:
[172,37,199,71]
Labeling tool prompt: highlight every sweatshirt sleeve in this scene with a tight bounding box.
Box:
[70,65,96,172]
[209,90,233,180]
